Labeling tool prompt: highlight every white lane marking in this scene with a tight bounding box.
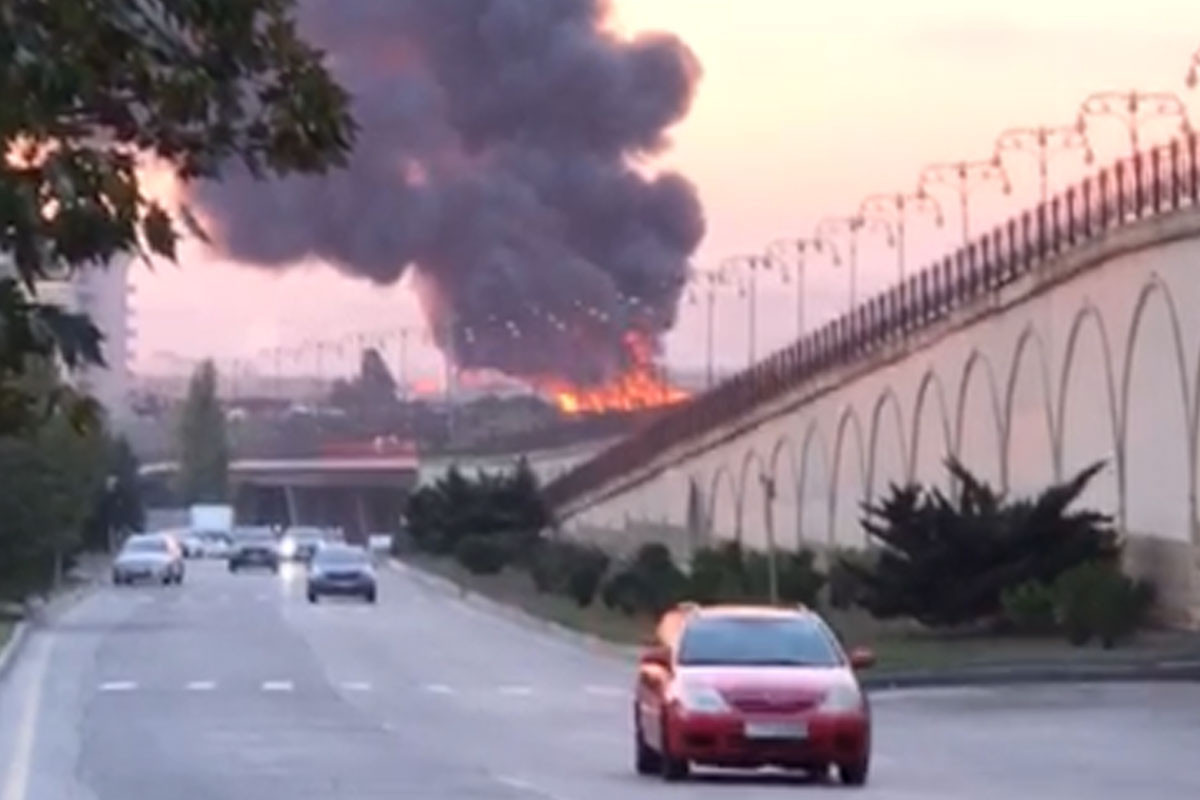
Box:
[186,680,216,692]
[261,680,294,692]
[423,683,454,695]
[494,774,537,792]
[2,635,51,800]
[499,685,533,696]
[98,681,137,692]
[341,681,372,692]
[492,773,569,800]
[584,685,625,698]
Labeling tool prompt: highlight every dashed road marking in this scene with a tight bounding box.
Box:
[261,680,294,692]
[186,681,216,692]
[499,685,533,696]
[423,683,454,695]
[341,681,372,692]
[584,685,625,698]
[98,681,137,692]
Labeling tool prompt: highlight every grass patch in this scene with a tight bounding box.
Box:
[400,554,1200,672]
[0,619,13,653]
[403,553,653,646]
[823,607,1200,672]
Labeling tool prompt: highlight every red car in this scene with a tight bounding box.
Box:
[633,603,875,785]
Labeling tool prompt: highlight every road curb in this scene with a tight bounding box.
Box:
[0,621,30,683]
[389,558,1200,690]
[390,558,639,661]
[864,657,1200,691]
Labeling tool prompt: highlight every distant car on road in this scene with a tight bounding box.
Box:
[182,534,205,559]
[113,534,186,585]
[194,531,233,559]
[306,544,377,604]
[279,526,326,562]
[228,528,280,573]
[633,603,874,785]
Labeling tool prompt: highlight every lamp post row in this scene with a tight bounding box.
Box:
[703,85,1195,379]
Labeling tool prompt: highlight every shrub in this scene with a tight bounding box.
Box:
[845,460,1119,627]
[686,542,826,606]
[602,543,687,616]
[529,543,563,594]
[688,542,752,603]
[1000,580,1057,634]
[774,549,826,606]
[1054,562,1155,648]
[827,548,872,610]
[563,545,610,607]
[454,534,509,575]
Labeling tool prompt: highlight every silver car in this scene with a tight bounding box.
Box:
[113,534,185,585]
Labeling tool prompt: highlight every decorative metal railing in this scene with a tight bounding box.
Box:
[544,134,1200,511]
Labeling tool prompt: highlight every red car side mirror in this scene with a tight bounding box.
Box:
[848,647,876,670]
[639,644,672,671]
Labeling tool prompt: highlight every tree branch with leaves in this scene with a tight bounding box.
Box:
[0,0,355,432]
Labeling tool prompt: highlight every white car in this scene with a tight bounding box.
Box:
[194,531,233,558]
[113,534,185,585]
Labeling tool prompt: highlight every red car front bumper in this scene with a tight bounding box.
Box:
[666,709,870,769]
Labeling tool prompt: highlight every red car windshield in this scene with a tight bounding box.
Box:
[677,616,843,667]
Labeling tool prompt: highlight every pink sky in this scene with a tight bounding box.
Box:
[132,0,1200,384]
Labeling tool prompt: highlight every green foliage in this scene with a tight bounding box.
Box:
[406,460,549,556]
[827,548,872,610]
[684,542,824,606]
[601,543,688,617]
[82,436,146,551]
[845,459,1119,628]
[176,361,229,503]
[1000,580,1058,634]
[0,0,354,435]
[563,545,610,607]
[0,414,107,599]
[528,539,610,608]
[1054,562,1155,648]
[454,535,509,576]
[0,282,104,436]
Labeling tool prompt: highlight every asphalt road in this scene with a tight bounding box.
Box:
[0,559,1198,800]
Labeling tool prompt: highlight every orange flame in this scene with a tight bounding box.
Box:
[541,333,689,415]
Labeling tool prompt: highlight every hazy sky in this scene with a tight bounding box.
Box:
[132,0,1200,386]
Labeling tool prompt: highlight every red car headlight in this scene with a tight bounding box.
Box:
[817,684,865,713]
[675,682,730,714]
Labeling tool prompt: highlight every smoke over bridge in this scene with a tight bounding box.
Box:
[192,0,705,394]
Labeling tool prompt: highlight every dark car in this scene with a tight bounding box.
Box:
[306,545,377,603]
[228,528,280,573]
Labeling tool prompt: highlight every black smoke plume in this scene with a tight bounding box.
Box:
[192,0,705,385]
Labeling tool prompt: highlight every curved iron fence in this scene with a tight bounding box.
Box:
[544,135,1200,511]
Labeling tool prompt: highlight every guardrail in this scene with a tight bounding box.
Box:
[544,134,1200,511]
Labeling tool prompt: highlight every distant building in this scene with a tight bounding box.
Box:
[7,254,135,425]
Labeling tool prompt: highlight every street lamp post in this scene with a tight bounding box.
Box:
[760,471,779,603]
[858,192,943,284]
[994,125,1093,205]
[1186,48,1200,90]
[814,215,892,312]
[721,254,767,367]
[686,269,721,388]
[919,158,1010,245]
[765,238,815,341]
[1076,90,1190,159]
